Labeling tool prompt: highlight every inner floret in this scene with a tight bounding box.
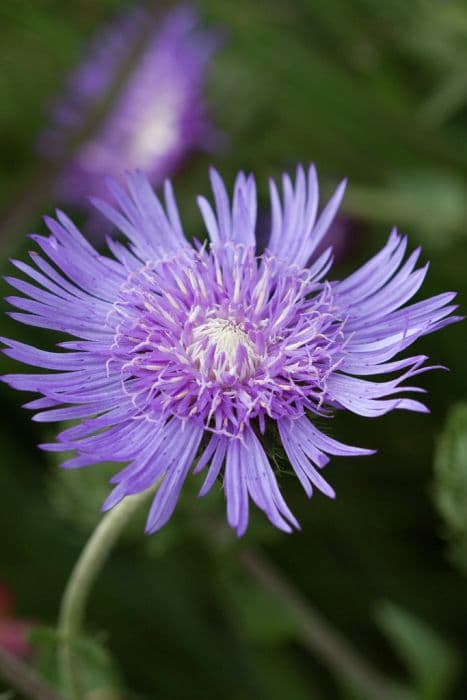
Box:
[187,316,259,381]
[110,243,345,436]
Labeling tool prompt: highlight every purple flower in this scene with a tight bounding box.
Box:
[2,166,460,536]
[39,5,221,205]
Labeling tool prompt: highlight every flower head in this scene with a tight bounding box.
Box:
[2,166,460,535]
[39,5,221,205]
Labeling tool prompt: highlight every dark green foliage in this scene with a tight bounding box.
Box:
[30,626,125,698]
[434,403,467,576]
[375,601,461,700]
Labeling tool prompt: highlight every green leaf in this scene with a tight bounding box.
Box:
[346,170,467,250]
[375,602,461,700]
[433,402,467,575]
[338,678,415,700]
[30,625,125,699]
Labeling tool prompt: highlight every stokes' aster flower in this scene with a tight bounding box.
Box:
[39,5,220,204]
[2,166,460,535]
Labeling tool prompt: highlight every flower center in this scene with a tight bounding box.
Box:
[128,88,181,168]
[187,317,259,381]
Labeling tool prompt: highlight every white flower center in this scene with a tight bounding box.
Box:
[128,87,181,169]
[188,317,258,380]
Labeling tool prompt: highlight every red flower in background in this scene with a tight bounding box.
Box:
[0,582,33,660]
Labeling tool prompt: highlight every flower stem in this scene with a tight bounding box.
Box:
[57,488,154,700]
[240,548,396,700]
[0,646,64,700]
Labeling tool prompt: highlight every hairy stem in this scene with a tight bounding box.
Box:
[57,488,154,700]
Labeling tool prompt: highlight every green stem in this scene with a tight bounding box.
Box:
[57,488,154,700]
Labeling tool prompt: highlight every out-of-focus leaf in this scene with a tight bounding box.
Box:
[0,692,15,700]
[215,569,324,699]
[338,678,415,700]
[222,572,299,645]
[49,457,131,534]
[434,402,467,575]
[375,602,461,700]
[399,0,467,125]
[246,646,325,700]
[30,625,125,699]
[83,691,122,700]
[347,170,467,249]
[49,451,187,556]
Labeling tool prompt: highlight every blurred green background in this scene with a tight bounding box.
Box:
[1,1,467,699]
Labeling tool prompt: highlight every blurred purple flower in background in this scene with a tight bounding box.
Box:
[2,166,460,535]
[39,4,221,205]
